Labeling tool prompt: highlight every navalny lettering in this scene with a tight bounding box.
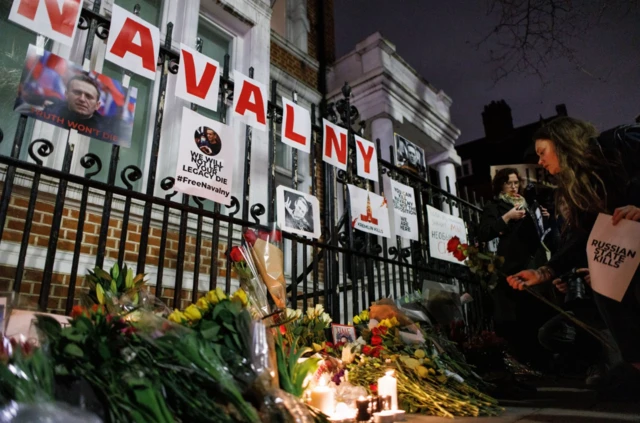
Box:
[591,239,637,268]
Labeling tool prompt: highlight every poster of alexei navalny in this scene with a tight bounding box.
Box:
[14,45,137,147]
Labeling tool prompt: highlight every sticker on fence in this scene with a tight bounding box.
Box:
[14,44,138,147]
[175,107,234,205]
[276,186,320,239]
[383,176,419,241]
[426,205,468,264]
[587,213,640,302]
[9,0,83,46]
[348,184,390,238]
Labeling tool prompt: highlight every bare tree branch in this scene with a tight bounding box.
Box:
[478,0,638,83]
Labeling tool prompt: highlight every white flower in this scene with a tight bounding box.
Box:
[285,308,302,321]
[306,304,325,320]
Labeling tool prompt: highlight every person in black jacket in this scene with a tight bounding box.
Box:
[507,117,640,399]
[478,167,555,371]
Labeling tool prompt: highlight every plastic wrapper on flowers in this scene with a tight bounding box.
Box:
[243,224,287,310]
[229,243,272,320]
[0,401,102,423]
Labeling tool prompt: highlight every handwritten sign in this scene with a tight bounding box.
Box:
[426,205,468,264]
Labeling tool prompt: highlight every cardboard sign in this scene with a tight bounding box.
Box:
[14,45,137,147]
[174,107,234,205]
[322,118,348,170]
[426,205,468,264]
[105,4,160,81]
[355,135,378,181]
[232,70,268,132]
[348,184,390,238]
[383,176,419,241]
[9,0,82,46]
[587,213,640,302]
[276,186,320,239]
[175,43,220,111]
[280,97,311,153]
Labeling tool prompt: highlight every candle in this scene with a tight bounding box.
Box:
[377,371,398,410]
[373,410,395,423]
[355,396,371,422]
[310,382,334,416]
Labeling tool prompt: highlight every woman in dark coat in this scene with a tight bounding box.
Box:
[478,167,554,370]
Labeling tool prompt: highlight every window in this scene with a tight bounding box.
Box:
[461,159,473,177]
[270,0,309,53]
[87,0,163,190]
[0,0,51,158]
[196,16,231,123]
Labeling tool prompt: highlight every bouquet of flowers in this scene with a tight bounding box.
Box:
[243,225,287,310]
[229,245,271,319]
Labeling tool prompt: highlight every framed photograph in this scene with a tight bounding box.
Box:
[394,133,425,174]
[331,324,357,344]
[0,293,13,337]
[277,186,321,239]
[14,44,138,147]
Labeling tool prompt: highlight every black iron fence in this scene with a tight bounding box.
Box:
[0,2,488,326]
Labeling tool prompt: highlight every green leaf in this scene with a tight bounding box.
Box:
[98,342,110,360]
[96,283,105,304]
[61,327,85,342]
[74,316,92,333]
[64,343,84,358]
[110,280,117,294]
[477,253,492,261]
[126,268,134,289]
[95,268,111,281]
[200,324,221,341]
[111,263,120,280]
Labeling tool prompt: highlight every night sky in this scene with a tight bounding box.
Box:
[333,1,640,144]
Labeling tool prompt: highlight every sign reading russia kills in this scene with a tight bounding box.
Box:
[175,107,234,205]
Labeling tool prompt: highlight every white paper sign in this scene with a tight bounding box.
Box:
[587,213,640,302]
[9,0,83,46]
[355,135,378,181]
[232,70,268,132]
[175,43,220,111]
[348,184,390,238]
[280,97,311,153]
[322,118,348,170]
[426,205,468,264]
[105,4,160,80]
[383,176,419,241]
[276,186,320,239]
[175,107,234,205]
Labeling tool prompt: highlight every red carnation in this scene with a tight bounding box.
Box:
[447,236,461,253]
[372,346,382,358]
[243,230,258,246]
[372,327,380,336]
[229,246,244,263]
[453,249,466,262]
[362,345,373,356]
[371,335,383,346]
[258,230,270,241]
[370,383,378,393]
[270,229,282,242]
[379,326,388,335]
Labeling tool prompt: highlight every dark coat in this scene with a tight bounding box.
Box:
[478,199,548,275]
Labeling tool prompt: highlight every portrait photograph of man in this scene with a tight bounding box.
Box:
[394,133,425,175]
[14,45,137,147]
[194,126,222,156]
[276,186,321,239]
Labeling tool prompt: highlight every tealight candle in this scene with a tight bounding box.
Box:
[310,382,334,416]
[377,371,398,410]
[373,410,395,423]
[355,396,371,422]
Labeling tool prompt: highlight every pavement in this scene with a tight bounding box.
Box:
[405,381,640,422]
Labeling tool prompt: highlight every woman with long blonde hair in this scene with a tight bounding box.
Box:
[507,117,640,400]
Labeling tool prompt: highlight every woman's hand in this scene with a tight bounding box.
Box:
[552,278,568,293]
[540,206,550,218]
[612,205,640,225]
[507,269,543,290]
[576,268,591,286]
[503,206,526,223]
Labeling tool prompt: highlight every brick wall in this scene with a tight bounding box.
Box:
[270,41,319,89]
[0,186,325,315]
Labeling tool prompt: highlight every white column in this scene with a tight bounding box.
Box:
[427,148,461,214]
[370,116,394,162]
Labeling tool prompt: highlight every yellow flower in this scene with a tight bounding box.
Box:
[184,304,202,321]
[390,317,400,327]
[416,365,430,379]
[353,315,361,325]
[414,349,426,359]
[206,287,227,304]
[312,342,325,352]
[399,355,420,370]
[168,309,186,323]
[196,296,210,311]
[360,310,369,321]
[231,288,249,307]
